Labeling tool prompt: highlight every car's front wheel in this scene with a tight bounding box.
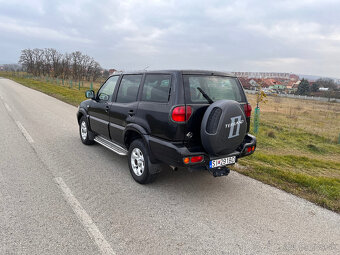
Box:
[128,139,157,184]
[79,116,95,145]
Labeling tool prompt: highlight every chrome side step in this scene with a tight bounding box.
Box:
[94,136,128,156]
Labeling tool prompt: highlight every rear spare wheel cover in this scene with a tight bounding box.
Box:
[200,100,247,155]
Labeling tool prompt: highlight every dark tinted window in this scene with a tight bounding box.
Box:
[116,75,143,103]
[141,74,171,103]
[183,75,245,103]
[97,76,119,101]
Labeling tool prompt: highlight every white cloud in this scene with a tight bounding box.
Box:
[0,19,93,44]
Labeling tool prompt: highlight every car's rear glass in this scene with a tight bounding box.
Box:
[183,75,245,104]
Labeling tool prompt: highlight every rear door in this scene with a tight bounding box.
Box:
[88,75,119,138]
[134,73,174,140]
[109,74,143,145]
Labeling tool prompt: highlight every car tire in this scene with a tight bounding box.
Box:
[128,139,157,184]
[79,116,95,145]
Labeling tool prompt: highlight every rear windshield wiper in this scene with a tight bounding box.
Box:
[197,87,214,104]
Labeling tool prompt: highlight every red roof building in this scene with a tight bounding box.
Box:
[109,69,117,75]
[238,77,252,89]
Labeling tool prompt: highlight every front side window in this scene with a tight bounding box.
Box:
[183,75,245,103]
[97,76,119,101]
[141,74,171,103]
[116,75,143,103]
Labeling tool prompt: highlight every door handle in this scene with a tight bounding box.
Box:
[128,110,135,116]
[105,105,110,113]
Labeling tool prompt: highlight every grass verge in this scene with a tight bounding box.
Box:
[0,72,94,106]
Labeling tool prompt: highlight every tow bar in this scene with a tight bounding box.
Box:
[209,167,230,177]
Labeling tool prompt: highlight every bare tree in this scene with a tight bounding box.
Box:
[18,48,104,81]
[31,48,44,76]
[19,49,34,73]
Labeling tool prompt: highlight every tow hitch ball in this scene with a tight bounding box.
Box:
[211,167,230,177]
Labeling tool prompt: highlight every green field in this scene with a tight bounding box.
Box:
[1,72,339,212]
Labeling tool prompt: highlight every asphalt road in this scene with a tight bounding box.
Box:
[0,78,339,255]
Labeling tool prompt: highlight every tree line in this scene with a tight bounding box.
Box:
[18,48,103,81]
[297,78,339,95]
[297,78,339,99]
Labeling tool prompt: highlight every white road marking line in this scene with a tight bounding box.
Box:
[4,102,11,112]
[15,121,34,143]
[54,177,115,255]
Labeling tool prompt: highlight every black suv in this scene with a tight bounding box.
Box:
[77,70,256,184]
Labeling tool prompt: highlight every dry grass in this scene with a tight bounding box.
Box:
[236,94,340,212]
[247,94,340,142]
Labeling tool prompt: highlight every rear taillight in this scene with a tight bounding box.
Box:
[247,146,255,153]
[171,106,192,122]
[183,155,204,164]
[244,104,252,118]
[190,155,204,163]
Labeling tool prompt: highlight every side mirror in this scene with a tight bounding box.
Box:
[85,90,95,99]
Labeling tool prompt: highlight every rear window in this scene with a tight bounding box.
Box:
[183,75,245,103]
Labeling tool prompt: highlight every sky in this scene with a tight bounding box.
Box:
[0,0,339,78]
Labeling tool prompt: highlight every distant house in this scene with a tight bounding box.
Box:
[263,78,278,87]
[289,74,299,82]
[319,87,329,91]
[0,66,3,71]
[251,78,270,88]
[269,84,286,92]
[109,69,117,75]
[249,79,259,89]
[286,81,296,93]
[288,80,300,93]
[238,77,252,89]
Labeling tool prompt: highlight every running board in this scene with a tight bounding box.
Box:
[94,136,128,156]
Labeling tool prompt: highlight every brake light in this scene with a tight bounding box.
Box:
[183,155,204,164]
[244,104,252,118]
[190,156,204,163]
[247,146,255,153]
[171,106,192,122]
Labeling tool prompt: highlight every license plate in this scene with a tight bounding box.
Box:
[209,156,236,168]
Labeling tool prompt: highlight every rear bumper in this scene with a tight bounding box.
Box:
[147,134,256,170]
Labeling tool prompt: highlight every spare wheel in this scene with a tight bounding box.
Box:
[200,100,247,155]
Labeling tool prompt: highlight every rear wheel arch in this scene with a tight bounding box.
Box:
[123,125,159,163]
[124,124,147,147]
[124,129,143,149]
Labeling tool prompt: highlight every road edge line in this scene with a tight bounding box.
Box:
[15,120,34,143]
[54,177,116,255]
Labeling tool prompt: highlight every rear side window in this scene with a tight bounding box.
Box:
[183,75,244,103]
[141,74,171,103]
[116,75,143,103]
